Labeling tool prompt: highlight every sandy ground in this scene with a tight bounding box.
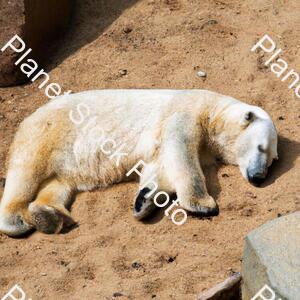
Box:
[0,0,299,299]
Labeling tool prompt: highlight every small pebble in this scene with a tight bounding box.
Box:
[167,256,175,263]
[113,292,123,297]
[132,261,142,269]
[119,69,128,76]
[197,70,207,78]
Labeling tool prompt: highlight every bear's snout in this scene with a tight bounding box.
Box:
[247,168,267,186]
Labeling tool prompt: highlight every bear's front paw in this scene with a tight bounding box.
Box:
[182,196,219,217]
[0,207,33,237]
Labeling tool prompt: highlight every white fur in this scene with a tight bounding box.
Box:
[0,89,278,236]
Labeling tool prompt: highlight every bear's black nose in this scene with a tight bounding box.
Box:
[247,171,266,186]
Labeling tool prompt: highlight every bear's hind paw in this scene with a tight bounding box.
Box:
[28,204,75,234]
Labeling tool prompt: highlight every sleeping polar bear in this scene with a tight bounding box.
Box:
[0,89,278,236]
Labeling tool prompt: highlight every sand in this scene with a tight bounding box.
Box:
[0,0,299,299]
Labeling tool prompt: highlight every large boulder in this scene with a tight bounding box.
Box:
[242,211,300,299]
[197,273,241,300]
[0,0,72,87]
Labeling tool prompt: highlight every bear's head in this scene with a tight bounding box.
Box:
[211,103,278,185]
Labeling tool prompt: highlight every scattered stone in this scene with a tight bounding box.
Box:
[200,19,218,30]
[112,292,130,299]
[197,70,207,78]
[131,261,142,269]
[119,69,128,76]
[197,272,241,300]
[167,256,175,263]
[59,260,69,266]
[113,292,123,297]
[41,273,47,276]
[242,211,300,299]
[222,173,229,178]
[207,20,218,25]
[278,116,284,120]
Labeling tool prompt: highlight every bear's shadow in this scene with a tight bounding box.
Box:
[260,135,300,187]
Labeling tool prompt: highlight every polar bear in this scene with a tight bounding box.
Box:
[0,89,278,236]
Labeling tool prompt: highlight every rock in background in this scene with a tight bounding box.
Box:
[0,0,72,87]
[242,211,300,300]
[197,272,241,300]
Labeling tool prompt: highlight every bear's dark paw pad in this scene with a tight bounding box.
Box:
[29,205,69,234]
[133,188,157,220]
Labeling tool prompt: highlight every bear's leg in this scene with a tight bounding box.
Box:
[28,178,75,234]
[163,152,218,216]
[0,168,41,236]
[161,113,219,217]
[132,162,161,220]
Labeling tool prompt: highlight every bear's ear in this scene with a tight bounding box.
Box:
[241,111,255,127]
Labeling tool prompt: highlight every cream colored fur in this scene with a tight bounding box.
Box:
[0,89,278,236]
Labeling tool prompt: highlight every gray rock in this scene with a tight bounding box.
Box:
[197,272,241,300]
[242,211,300,300]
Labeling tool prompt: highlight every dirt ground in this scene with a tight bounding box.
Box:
[0,0,299,299]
